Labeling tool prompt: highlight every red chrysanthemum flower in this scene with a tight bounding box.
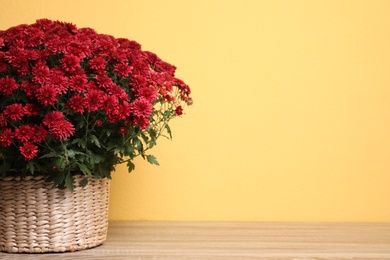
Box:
[106,84,129,102]
[117,102,131,119]
[0,76,18,95]
[20,80,38,98]
[137,86,157,102]
[48,69,68,94]
[175,105,183,116]
[61,54,81,73]
[95,120,103,127]
[14,125,34,143]
[43,111,65,127]
[89,56,106,71]
[5,46,30,76]
[95,74,113,89]
[102,95,118,111]
[19,142,38,160]
[85,90,103,111]
[48,119,75,141]
[133,116,150,130]
[114,63,132,77]
[0,128,13,147]
[0,113,7,128]
[46,38,68,54]
[24,103,40,116]
[32,61,50,85]
[131,98,153,117]
[36,85,58,106]
[65,41,88,59]
[3,103,24,121]
[66,95,86,113]
[0,59,8,73]
[119,126,128,135]
[69,74,88,93]
[106,102,131,122]
[31,124,48,143]
[131,74,147,88]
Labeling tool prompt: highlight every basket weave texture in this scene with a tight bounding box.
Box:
[0,175,110,253]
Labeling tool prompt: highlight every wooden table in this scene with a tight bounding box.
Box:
[0,221,389,259]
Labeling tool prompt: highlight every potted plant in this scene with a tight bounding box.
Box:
[0,19,192,253]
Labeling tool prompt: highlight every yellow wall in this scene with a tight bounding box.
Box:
[2,0,390,222]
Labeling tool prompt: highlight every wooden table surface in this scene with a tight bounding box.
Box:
[0,221,389,259]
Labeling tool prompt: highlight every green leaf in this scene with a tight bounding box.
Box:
[53,172,65,188]
[133,137,143,151]
[90,135,101,148]
[67,149,75,159]
[149,140,156,149]
[65,173,74,191]
[78,138,87,149]
[54,157,66,170]
[40,152,60,159]
[114,145,125,155]
[26,161,35,174]
[77,163,91,176]
[79,178,89,187]
[149,128,157,139]
[71,138,81,145]
[93,154,104,164]
[146,155,160,166]
[127,160,135,172]
[165,124,172,139]
[124,145,134,156]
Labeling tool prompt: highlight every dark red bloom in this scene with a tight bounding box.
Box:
[48,69,68,94]
[24,103,40,116]
[0,128,13,147]
[114,63,132,77]
[31,124,48,143]
[69,74,88,93]
[137,86,157,102]
[3,103,24,121]
[20,80,38,98]
[61,54,81,73]
[48,119,75,140]
[107,84,129,102]
[119,126,128,135]
[95,120,103,127]
[32,61,50,85]
[89,56,106,71]
[66,95,86,113]
[175,105,183,116]
[0,59,8,73]
[0,76,18,95]
[95,74,113,89]
[14,125,34,142]
[133,116,150,129]
[102,95,118,111]
[131,98,153,118]
[43,111,65,127]
[36,85,58,106]
[19,142,38,160]
[85,90,103,111]
[4,46,30,76]
[0,113,7,128]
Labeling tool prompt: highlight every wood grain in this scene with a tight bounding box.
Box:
[0,221,389,259]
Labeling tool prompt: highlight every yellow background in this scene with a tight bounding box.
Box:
[1,0,390,222]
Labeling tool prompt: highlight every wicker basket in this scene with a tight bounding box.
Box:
[0,174,110,253]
